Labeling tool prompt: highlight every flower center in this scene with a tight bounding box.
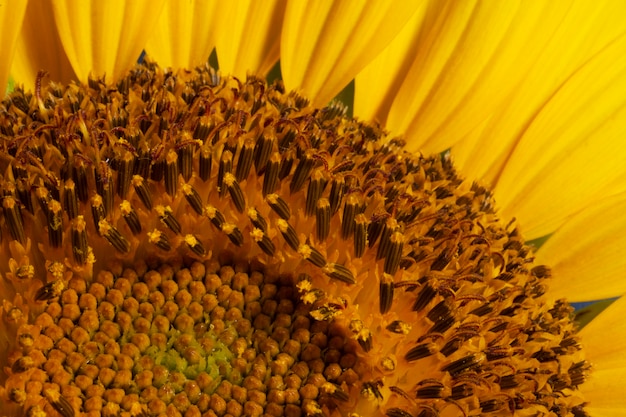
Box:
[0,63,589,417]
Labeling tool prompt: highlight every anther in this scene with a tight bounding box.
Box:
[223,173,246,213]
[266,193,290,220]
[72,160,90,202]
[148,230,171,251]
[441,353,484,377]
[99,219,131,253]
[96,162,114,215]
[251,228,275,256]
[276,219,299,250]
[235,138,255,181]
[184,234,207,257]
[182,183,203,215]
[47,199,63,247]
[384,231,404,275]
[204,205,225,229]
[262,152,280,196]
[72,216,89,264]
[315,198,330,242]
[120,200,142,235]
[404,343,437,362]
[386,320,411,335]
[278,149,294,180]
[199,145,212,181]
[116,151,135,198]
[305,170,327,216]
[222,222,244,246]
[328,177,345,215]
[218,150,233,197]
[91,195,106,233]
[353,213,368,258]
[132,175,153,210]
[44,389,75,417]
[290,151,315,194]
[379,273,394,314]
[35,280,65,301]
[341,194,362,240]
[322,263,355,285]
[247,207,267,233]
[165,148,179,196]
[3,196,26,244]
[298,244,326,268]
[156,205,181,234]
[253,132,275,173]
[177,140,194,181]
[63,180,79,219]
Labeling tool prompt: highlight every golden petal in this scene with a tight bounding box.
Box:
[353,2,429,123]
[144,0,218,69]
[11,0,76,87]
[51,0,166,82]
[280,0,421,107]
[213,0,286,79]
[580,295,626,414]
[491,33,626,239]
[538,193,626,302]
[393,1,626,159]
[0,0,27,94]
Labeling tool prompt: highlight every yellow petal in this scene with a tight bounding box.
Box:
[11,0,76,88]
[281,0,421,108]
[538,193,626,302]
[580,295,626,414]
[490,33,626,239]
[144,1,218,69]
[353,2,429,123]
[51,0,166,82]
[394,1,626,157]
[0,0,27,94]
[213,0,286,79]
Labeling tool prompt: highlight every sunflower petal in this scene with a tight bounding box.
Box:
[537,193,626,302]
[393,1,626,157]
[580,295,626,414]
[213,0,286,79]
[144,0,218,69]
[281,0,421,107]
[353,2,429,123]
[491,33,626,239]
[0,0,27,94]
[51,0,166,82]
[11,0,76,87]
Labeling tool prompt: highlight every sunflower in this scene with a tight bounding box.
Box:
[1,1,626,417]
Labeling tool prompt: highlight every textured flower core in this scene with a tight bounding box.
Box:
[0,63,589,417]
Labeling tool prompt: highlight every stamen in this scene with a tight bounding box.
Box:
[132,175,153,210]
[223,173,245,213]
[71,216,89,264]
[262,153,280,196]
[63,179,79,219]
[182,183,203,215]
[315,198,330,242]
[120,200,142,235]
[47,199,63,247]
[165,149,179,196]
[3,196,25,244]
[290,150,315,194]
[235,138,254,181]
[276,219,299,250]
[266,193,290,220]
[98,219,131,253]
[155,205,181,234]
[148,229,171,251]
